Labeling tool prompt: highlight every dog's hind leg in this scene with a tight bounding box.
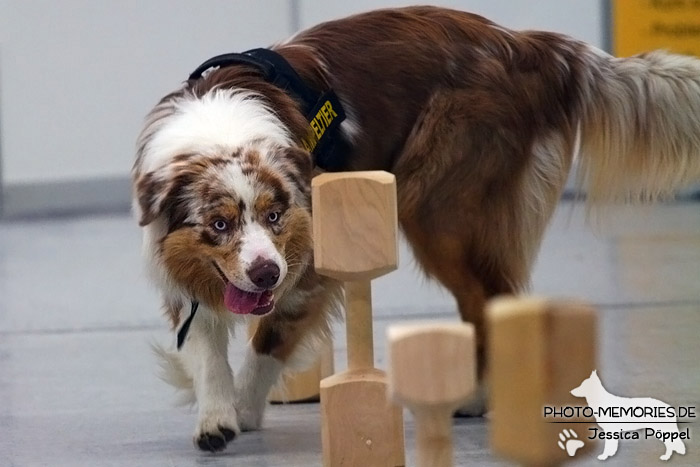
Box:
[397,217,519,415]
[400,234,496,416]
[393,90,564,415]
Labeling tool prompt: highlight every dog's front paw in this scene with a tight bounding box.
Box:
[194,406,240,452]
[236,402,265,432]
[234,348,283,431]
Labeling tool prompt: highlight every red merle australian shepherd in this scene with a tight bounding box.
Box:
[132,6,700,452]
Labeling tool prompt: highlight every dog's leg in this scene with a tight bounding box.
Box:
[234,339,284,431]
[598,437,619,460]
[235,279,339,430]
[399,227,493,416]
[178,308,239,452]
[393,90,559,416]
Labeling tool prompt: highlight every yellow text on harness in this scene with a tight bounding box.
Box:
[302,100,340,153]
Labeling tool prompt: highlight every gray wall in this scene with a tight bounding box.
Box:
[0,0,604,215]
[299,0,602,43]
[0,0,294,183]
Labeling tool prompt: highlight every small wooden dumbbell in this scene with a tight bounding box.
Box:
[313,171,405,467]
[387,323,476,467]
[488,297,597,466]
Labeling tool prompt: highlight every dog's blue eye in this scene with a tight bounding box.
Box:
[212,219,228,232]
[267,212,280,224]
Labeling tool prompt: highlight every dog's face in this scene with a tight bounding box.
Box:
[133,91,314,316]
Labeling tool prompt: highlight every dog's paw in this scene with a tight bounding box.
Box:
[557,429,584,457]
[195,426,237,452]
[235,371,272,432]
[193,407,240,452]
[236,402,265,432]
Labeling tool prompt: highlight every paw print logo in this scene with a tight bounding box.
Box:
[557,428,584,457]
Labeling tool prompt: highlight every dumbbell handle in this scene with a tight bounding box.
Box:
[414,409,453,467]
[345,280,374,370]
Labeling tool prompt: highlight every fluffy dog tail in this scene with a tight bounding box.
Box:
[152,343,196,406]
[577,49,700,204]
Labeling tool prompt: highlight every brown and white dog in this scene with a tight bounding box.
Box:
[132,6,700,452]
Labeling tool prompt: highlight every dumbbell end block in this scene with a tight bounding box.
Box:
[487,296,597,466]
[321,368,405,467]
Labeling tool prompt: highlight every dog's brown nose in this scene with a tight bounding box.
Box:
[247,260,280,289]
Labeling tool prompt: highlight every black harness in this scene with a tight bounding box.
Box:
[189,48,348,171]
[177,48,349,349]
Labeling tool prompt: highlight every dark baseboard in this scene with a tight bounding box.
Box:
[1,176,132,220]
[0,175,697,221]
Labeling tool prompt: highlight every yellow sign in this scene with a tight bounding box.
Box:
[613,0,700,57]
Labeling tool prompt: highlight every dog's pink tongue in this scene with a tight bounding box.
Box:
[224,283,262,314]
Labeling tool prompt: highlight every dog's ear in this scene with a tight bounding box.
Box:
[134,153,209,226]
[276,147,313,196]
[281,147,313,180]
[133,170,172,226]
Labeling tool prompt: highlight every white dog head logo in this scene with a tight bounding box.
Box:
[570,369,604,399]
[570,369,687,461]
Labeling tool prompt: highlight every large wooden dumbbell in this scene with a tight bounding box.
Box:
[313,171,405,467]
[488,297,597,466]
[387,323,476,467]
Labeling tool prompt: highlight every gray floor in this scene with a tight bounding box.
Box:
[1,201,698,466]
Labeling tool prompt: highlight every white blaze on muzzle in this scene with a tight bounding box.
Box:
[239,221,287,290]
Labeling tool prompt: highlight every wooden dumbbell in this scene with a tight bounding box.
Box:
[248,320,334,403]
[487,297,597,466]
[387,323,476,467]
[313,171,405,467]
